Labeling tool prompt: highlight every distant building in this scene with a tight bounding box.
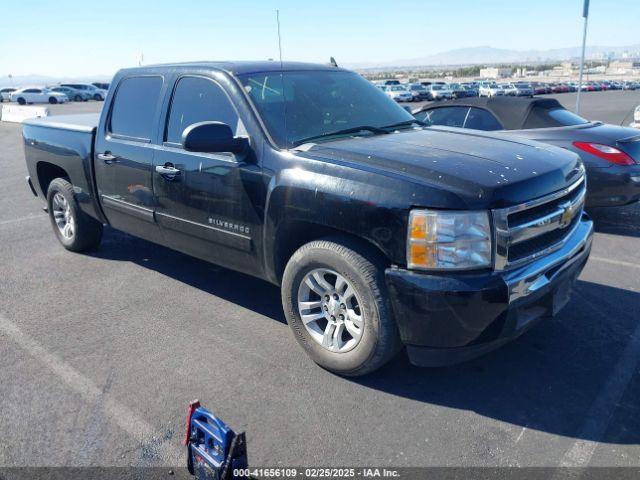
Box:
[549,62,574,77]
[479,67,511,79]
[606,60,640,75]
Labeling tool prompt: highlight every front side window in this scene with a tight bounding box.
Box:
[110,76,163,140]
[238,70,413,148]
[165,76,242,145]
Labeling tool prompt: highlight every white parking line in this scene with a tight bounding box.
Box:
[0,313,183,464]
[558,312,640,467]
[0,214,43,226]
[590,256,640,270]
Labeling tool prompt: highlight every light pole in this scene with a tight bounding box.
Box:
[576,0,590,114]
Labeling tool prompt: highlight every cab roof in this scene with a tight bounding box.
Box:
[121,61,346,76]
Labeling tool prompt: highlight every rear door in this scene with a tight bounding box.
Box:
[152,73,263,274]
[94,75,165,242]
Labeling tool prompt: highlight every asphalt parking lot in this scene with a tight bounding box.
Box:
[1,91,639,470]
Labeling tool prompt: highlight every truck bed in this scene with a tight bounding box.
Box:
[23,113,100,133]
[22,113,104,223]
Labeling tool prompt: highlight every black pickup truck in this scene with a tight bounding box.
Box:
[22,61,593,375]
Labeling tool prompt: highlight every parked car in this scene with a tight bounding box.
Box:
[500,84,518,96]
[407,83,429,101]
[384,84,413,102]
[10,87,68,105]
[413,96,640,207]
[548,83,568,94]
[461,83,479,97]
[512,83,534,97]
[60,83,107,100]
[92,82,110,90]
[532,82,550,95]
[382,79,400,86]
[0,87,17,102]
[479,83,504,97]
[447,83,467,99]
[630,105,640,129]
[426,84,453,100]
[47,86,90,102]
[21,61,592,375]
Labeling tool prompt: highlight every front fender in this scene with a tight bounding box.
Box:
[262,163,412,281]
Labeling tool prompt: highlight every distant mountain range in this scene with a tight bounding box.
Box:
[2,44,639,86]
[347,44,640,70]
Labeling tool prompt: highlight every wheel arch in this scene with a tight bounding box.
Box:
[36,161,69,197]
[271,219,392,285]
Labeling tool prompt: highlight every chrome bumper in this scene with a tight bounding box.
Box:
[505,214,593,303]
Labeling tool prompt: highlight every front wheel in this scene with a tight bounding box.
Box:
[48,97,58,104]
[93,93,102,101]
[281,237,401,376]
[47,178,103,252]
[17,97,26,105]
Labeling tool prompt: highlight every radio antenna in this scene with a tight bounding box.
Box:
[276,10,283,69]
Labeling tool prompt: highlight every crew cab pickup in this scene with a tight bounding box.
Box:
[22,62,593,375]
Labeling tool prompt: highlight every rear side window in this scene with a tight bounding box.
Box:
[418,107,469,128]
[110,76,163,140]
[524,107,589,129]
[165,76,241,144]
[464,108,503,131]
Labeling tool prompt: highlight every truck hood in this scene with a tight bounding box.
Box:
[295,127,583,209]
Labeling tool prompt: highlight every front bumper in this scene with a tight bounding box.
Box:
[385,214,593,367]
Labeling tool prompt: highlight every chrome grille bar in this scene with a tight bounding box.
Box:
[493,175,586,271]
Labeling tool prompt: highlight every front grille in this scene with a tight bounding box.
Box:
[508,212,581,263]
[493,175,586,270]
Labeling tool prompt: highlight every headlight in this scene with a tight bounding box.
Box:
[407,209,492,270]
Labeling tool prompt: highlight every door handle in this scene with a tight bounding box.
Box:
[97,152,119,164]
[155,164,181,176]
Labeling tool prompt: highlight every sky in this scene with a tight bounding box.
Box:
[1,0,638,78]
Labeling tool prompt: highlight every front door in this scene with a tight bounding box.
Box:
[153,75,263,275]
[94,75,165,243]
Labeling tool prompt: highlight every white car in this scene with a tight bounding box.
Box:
[60,83,107,101]
[0,87,17,102]
[10,87,68,105]
[501,84,518,96]
[479,83,505,97]
[631,105,640,129]
[384,85,413,102]
[427,84,453,100]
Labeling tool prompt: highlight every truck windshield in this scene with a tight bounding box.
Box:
[238,70,414,148]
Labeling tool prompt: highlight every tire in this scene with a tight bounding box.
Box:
[48,97,58,104]
[74,95,82,101]
[93,93,102,101]
[46,178,103,252]
[17,97,26,105]
[281,236,401,376]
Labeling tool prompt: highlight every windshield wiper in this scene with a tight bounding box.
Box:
[293,126,389,147]
[380,119,427,130]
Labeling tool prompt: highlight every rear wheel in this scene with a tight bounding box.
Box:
[282,237,401,376]
[74,94,82,101]
[47,178,103,252]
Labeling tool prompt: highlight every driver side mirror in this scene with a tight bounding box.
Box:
[181,121,248,154]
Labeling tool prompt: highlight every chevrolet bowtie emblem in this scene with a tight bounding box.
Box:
[558,201,575,228]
